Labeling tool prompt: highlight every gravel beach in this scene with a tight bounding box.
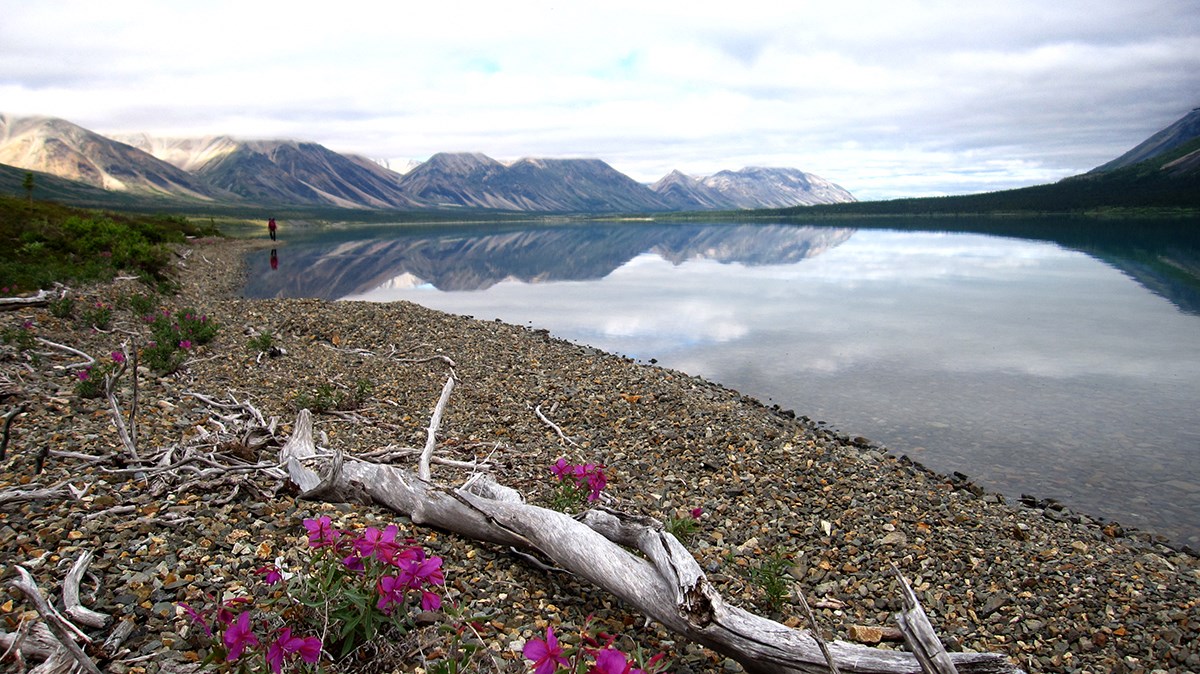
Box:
[2,237,1198,674]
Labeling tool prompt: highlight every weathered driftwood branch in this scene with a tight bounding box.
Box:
[0,289,54,311]
[63,551,110,629]
[280,410,1022,674]
[0,619,60,660]
[893,565,960,674]
[419,373,457,481]
[104,350,141,464]
[534,403,579,447]
[8,566,103,674]
[35,337,95,371]
[0,484,76,508]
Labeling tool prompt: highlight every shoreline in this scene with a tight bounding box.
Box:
[1,236,1198,672]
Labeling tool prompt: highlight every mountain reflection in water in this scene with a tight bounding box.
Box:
[242,223,854,297]
[242,219,1200,548]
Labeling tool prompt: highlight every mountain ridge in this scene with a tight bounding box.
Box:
[1090,107,1200,175]
[0,114,226,201]
[0,114,854,213]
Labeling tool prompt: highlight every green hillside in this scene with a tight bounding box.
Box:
[768,138,1200,217]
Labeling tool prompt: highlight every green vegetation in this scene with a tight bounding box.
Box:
[766,139,1200,218]
[292,379,374,414]
[745,548,797,612]
[247,330,276,353]
[0,194,220,293]
[141,308,220,374]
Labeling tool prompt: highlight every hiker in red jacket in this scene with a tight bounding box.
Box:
[268,217,277,241]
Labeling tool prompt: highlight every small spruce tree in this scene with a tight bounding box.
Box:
[22,171,34,205]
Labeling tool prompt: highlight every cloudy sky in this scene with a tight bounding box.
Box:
[2,1,1198,200]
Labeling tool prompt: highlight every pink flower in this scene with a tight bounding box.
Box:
[302,516,339,548]
[256,565,283,585]
[266,627,322,673]
[411,554,445,587]
[178,339,192,350]
[585,469,607,502]
[590,649,632,674]
[376,574,406,614]
[420,589,442,611]
[222,611,258,661]
[111,350,126,364]
[690,507,703,520]
[76,368,89,381]
[341,553,366,573]
[353,525,399,561]
[523,626,569,674]
[552,457,573,480]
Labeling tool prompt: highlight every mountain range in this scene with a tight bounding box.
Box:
[0,114,855,213]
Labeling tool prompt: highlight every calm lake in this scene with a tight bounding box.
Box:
[241,218,1200,548]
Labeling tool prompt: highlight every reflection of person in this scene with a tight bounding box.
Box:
[270,248,278,270]
[268,217,277,241]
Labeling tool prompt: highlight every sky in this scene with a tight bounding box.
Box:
[2,1,1198,200]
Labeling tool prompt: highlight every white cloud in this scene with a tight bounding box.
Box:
[2,0,1199,198]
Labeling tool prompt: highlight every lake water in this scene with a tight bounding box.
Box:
[241,218,1200,548]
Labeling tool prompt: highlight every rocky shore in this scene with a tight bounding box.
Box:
[1,237,1198,674]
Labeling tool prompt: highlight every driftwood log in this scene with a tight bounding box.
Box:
[280,409,1023,674]
[0,289,54,312]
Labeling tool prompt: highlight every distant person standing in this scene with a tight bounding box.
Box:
[268,217,277,241]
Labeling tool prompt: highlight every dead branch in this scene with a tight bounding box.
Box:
[0,289,53,311]
[893,564,960,674]
[419,373,457,481]
[279,409,1023,674]
[534,403,579,447]
[104,353,140,464]
[1,403,26,460]
[1,619,58,662]
[34,337,95,371]
[62,552,110,629]
[0,485,75,508]
[8,567,102,674]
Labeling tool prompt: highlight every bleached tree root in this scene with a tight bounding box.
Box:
[280,410,1022,674]
[7,566,102,674]
[0,289,54,311]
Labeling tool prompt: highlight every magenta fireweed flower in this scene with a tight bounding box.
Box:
[266,627,322,673]
[591,648,633,674]
[302,516,339,548]
[408,553,445,587]
[341,553,366,573]
[353,525,399,561]
[585,470,607,502]
[523,626,569,674]
[256,565,283,585]
[552,457,573,480]
[376,574,406,614]
[420,589,442,611]
[222,611,258,661]
[552,460,608,501]
[385,543,420,569]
